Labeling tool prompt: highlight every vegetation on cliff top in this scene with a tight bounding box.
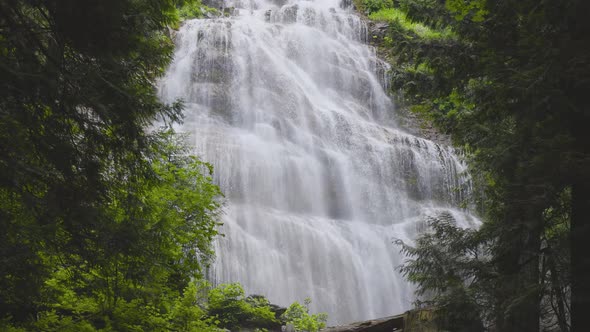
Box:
[368,7,453,40]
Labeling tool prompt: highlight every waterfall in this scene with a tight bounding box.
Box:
[159,0,478,324]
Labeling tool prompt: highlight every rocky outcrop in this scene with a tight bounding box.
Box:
[362,18,452,145]
[396,109,452,146]
[340,0,353,9]
[368,22,390,46]
[234,309,437,332]
[321,309,438,332]
[322,314,404,332]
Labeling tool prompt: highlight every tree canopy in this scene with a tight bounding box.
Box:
[0,0,225,329]
[363,0,589,330]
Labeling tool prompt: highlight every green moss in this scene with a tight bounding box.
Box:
[178,1,219,21]
[369,8,454,40]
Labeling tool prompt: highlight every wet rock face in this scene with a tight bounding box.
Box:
[271,0,288,6]
[340,0,353,9]
[281,4,299,24]
[202,0,224,9]
[368,21,390,45]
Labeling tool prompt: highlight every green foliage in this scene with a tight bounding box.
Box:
[397,0,456,29]
[379,0,589,330]
[0,129,223,331]
[178,2,205,20]
[0,1,227,329]
[208,283,279,330]
[0,0,183,321]
[0,0,326,331]
[281,298,328,332]
[399,213,490,331]
[369,8,454,40]
[445,0,488,22]
[177,1,220,21]
[361,0,394,14]
[29,278,221,331]
[0,1,322,331]
[169,281,220,332]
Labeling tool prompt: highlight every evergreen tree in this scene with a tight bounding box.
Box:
[370,0,590,330]
[0,0,224,329]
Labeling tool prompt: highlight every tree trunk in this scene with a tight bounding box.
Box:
[496,208,542,332]
[547,248,569,332]
[571,181,590,332]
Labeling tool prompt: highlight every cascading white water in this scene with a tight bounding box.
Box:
[159,0,478,324]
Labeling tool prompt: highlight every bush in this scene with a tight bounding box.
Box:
[208,283,279,330]
[363,0,394,14]
[281,298,328,332]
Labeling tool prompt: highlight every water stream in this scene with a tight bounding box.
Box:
[159,0,478,324]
